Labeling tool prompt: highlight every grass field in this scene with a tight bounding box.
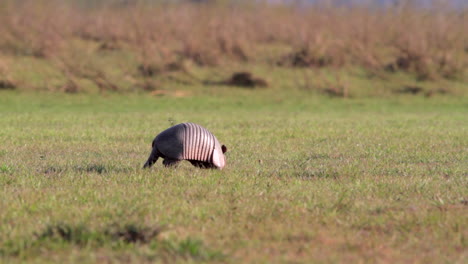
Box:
[0,90,467,263]
[0,1,467,262]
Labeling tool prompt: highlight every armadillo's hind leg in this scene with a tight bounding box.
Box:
[143,148,160,169]
[162,158,181,167]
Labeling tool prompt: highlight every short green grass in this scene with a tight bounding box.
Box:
[0,90,467,263]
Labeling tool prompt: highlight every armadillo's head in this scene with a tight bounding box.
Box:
[212,145,227,170]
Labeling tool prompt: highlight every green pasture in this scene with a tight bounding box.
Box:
[0,90,467,263]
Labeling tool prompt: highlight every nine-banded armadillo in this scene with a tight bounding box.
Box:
[143,123,227,169]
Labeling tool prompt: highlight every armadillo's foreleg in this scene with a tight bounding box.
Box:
[143,148,160,168]
[162,158,181,167]
[188,160,216,169]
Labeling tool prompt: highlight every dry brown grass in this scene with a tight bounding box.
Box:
[0,0,466,92]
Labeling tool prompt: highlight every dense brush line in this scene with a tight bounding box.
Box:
[0,0,466,88]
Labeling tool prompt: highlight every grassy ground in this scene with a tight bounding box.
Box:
[0,90,467,263]
[1,1,466,262]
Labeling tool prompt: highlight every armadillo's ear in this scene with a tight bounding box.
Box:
[221,145,227,153]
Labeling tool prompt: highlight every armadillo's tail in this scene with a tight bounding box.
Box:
[143,148,160,169]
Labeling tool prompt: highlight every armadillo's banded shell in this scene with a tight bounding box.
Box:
[144,122,226,169]
[154,122,223,165]
[182,122,216,162]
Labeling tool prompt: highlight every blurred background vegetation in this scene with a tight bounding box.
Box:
[0,0,466,96]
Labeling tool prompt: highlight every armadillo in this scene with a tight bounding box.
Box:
[143,123,227,169]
